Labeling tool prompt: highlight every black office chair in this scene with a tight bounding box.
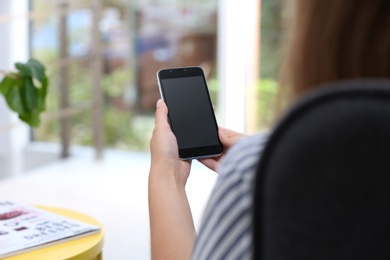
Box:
[252,80,390,260]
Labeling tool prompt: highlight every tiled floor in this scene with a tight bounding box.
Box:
[0,149,217,259]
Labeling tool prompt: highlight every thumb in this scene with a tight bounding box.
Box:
[155,99,169,128]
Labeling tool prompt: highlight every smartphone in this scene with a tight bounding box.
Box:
[157,67,223,160]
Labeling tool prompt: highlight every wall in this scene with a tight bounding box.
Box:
[0,0,30,178]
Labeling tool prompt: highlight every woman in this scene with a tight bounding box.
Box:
[149,0,390,259]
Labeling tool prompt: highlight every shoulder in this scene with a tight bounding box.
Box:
[205,132,270,213]
[217,131,270,180]
[192,132,269,260]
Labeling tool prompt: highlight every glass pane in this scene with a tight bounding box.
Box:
[31,0,218,152]
[257,0,284,130]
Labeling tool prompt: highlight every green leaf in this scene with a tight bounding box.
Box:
[21,78,37,111]
[26,59,46,81]
[37,76,49,111]
[41,76,48,101]
[0,75,17,96]
[19,110,40,127]
[5,85,25,115]
[0,59,48,127]
[15,62,32,77]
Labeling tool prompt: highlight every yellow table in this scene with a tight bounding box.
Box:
[4,206,104,260]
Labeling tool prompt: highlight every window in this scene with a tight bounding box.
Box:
[31,0,218,155]
[2,0,282,175]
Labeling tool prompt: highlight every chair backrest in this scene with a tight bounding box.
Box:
[253,80,390,260]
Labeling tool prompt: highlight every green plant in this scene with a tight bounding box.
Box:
[0,59,48,127]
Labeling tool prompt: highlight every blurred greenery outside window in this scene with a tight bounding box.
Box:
[31,0,283,151]
[257,0,284,131]
[32,0,218,151]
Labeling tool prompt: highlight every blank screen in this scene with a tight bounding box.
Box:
[161,76,219,149]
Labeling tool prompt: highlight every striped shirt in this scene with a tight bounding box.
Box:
[192,132,269,260]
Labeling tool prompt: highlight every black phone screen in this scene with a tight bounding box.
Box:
[158,67,223,159]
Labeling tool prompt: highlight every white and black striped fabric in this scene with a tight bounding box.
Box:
[192,132,269,260]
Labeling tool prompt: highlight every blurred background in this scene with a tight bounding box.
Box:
[0,0,284,258]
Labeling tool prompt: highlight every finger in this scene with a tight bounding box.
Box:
[218,127,246,148]
[198,158,219,172]
[155,99,169,127]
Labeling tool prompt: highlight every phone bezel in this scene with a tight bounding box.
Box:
[156,66,223,160]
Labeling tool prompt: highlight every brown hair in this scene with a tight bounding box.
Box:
[280,0,390,102]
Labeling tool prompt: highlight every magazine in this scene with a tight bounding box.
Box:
[0,201,101,258]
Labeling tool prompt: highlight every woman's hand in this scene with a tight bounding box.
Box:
[198,128,247,172]
[150,99,191,186]
[149,99,196,260]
